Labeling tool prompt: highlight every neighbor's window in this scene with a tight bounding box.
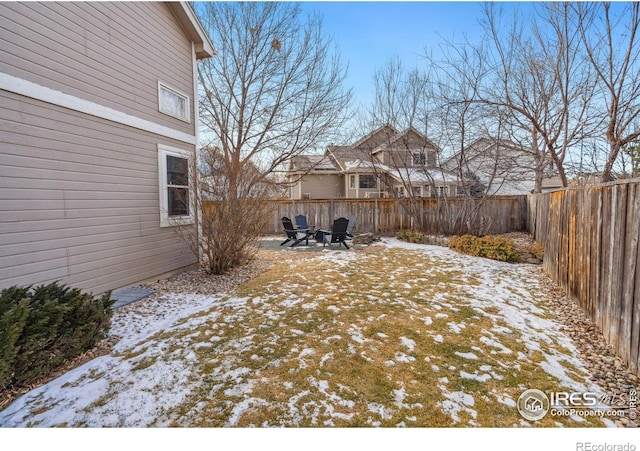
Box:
[158,145,193,227]
[359,174,377,189]
[349,174,356,189]
[412,152,427,166]
[158,82,190,122]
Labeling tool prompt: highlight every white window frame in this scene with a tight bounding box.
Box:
[412,151,427,166]
[358,174,377,189]
[158,144,194,227]
[158,81,190,123]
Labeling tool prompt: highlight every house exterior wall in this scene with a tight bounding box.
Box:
[0,2,195,137]
[0,2,203,294]
[292,174,343,199]
[380,137,438,168]
[346,173,381,198]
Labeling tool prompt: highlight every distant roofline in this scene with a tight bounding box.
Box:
[371,127,441,155]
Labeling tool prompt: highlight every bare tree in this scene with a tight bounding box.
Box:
[577,2,640,182]
[479,2,598,191]
[360,51,507,236]
[192,2,351,273]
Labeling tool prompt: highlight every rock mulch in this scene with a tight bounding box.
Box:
[538,272,639,428]
[351,232,381,246]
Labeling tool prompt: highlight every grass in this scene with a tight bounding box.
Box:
[2,242,609,428]
[154,246,605,427]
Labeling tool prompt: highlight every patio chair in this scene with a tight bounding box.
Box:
[280,216,310,247]
[319,217,350,249]
[295,214,314,232]
[346,215,357,239]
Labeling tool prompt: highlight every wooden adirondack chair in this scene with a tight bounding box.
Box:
[295,214,315,232]
[281,216,310,247]
[320,217,350,249]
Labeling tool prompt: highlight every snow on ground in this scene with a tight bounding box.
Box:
[0,238,610,427]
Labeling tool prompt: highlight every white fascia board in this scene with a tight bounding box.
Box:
[168,2,216,59]
[0,72,197,146]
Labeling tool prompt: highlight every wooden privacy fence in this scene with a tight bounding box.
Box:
[263,196,527,236]
[528,178,640,374]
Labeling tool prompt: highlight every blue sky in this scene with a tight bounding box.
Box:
[299,2,491,109]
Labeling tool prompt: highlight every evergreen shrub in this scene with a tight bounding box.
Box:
[397,229,427,244]
[0,282,114,390]
[448,235,519,262]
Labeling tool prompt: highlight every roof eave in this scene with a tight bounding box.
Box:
[167,2,216,59]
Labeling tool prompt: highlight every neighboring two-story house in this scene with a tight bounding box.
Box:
[0,2,215,294]
[287,125,458,199]
[442,137,562,195]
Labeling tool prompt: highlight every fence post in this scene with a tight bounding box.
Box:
[374,198,378,233]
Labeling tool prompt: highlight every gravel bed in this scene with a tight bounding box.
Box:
[538,271,639,427]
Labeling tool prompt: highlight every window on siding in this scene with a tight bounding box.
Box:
[158,82,190,122]
[349,174,356,189]
[359,174,377,189]
[167,155,189,216]
[158,145,194,227]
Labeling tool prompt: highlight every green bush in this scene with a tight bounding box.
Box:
[397,229,427,244]
[0,282,114,390]
[448,235,519,262]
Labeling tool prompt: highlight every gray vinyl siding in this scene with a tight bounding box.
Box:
[0,89,197,294]
[297,174,343,199]
[0,2,195,135]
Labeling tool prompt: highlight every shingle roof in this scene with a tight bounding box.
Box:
[387,167,458,184]
[288,154,339,172]
[328,147,376,171]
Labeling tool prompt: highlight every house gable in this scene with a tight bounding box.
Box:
[372,127,439,168]
[349,124,398,152]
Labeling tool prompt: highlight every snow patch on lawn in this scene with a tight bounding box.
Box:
[0,237,607,428]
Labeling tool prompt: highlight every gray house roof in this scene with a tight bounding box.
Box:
[288,154,340,173]
[290,126,451,177]
[327,146,375,171]
[442,137,560,195]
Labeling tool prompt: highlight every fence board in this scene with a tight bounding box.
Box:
[256,196,527,236]
[528,178,640,375]
[620,184,638,370]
